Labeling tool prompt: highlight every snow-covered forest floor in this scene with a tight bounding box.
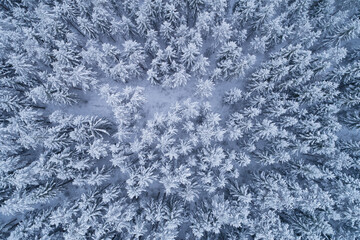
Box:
[1,0,360,239]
